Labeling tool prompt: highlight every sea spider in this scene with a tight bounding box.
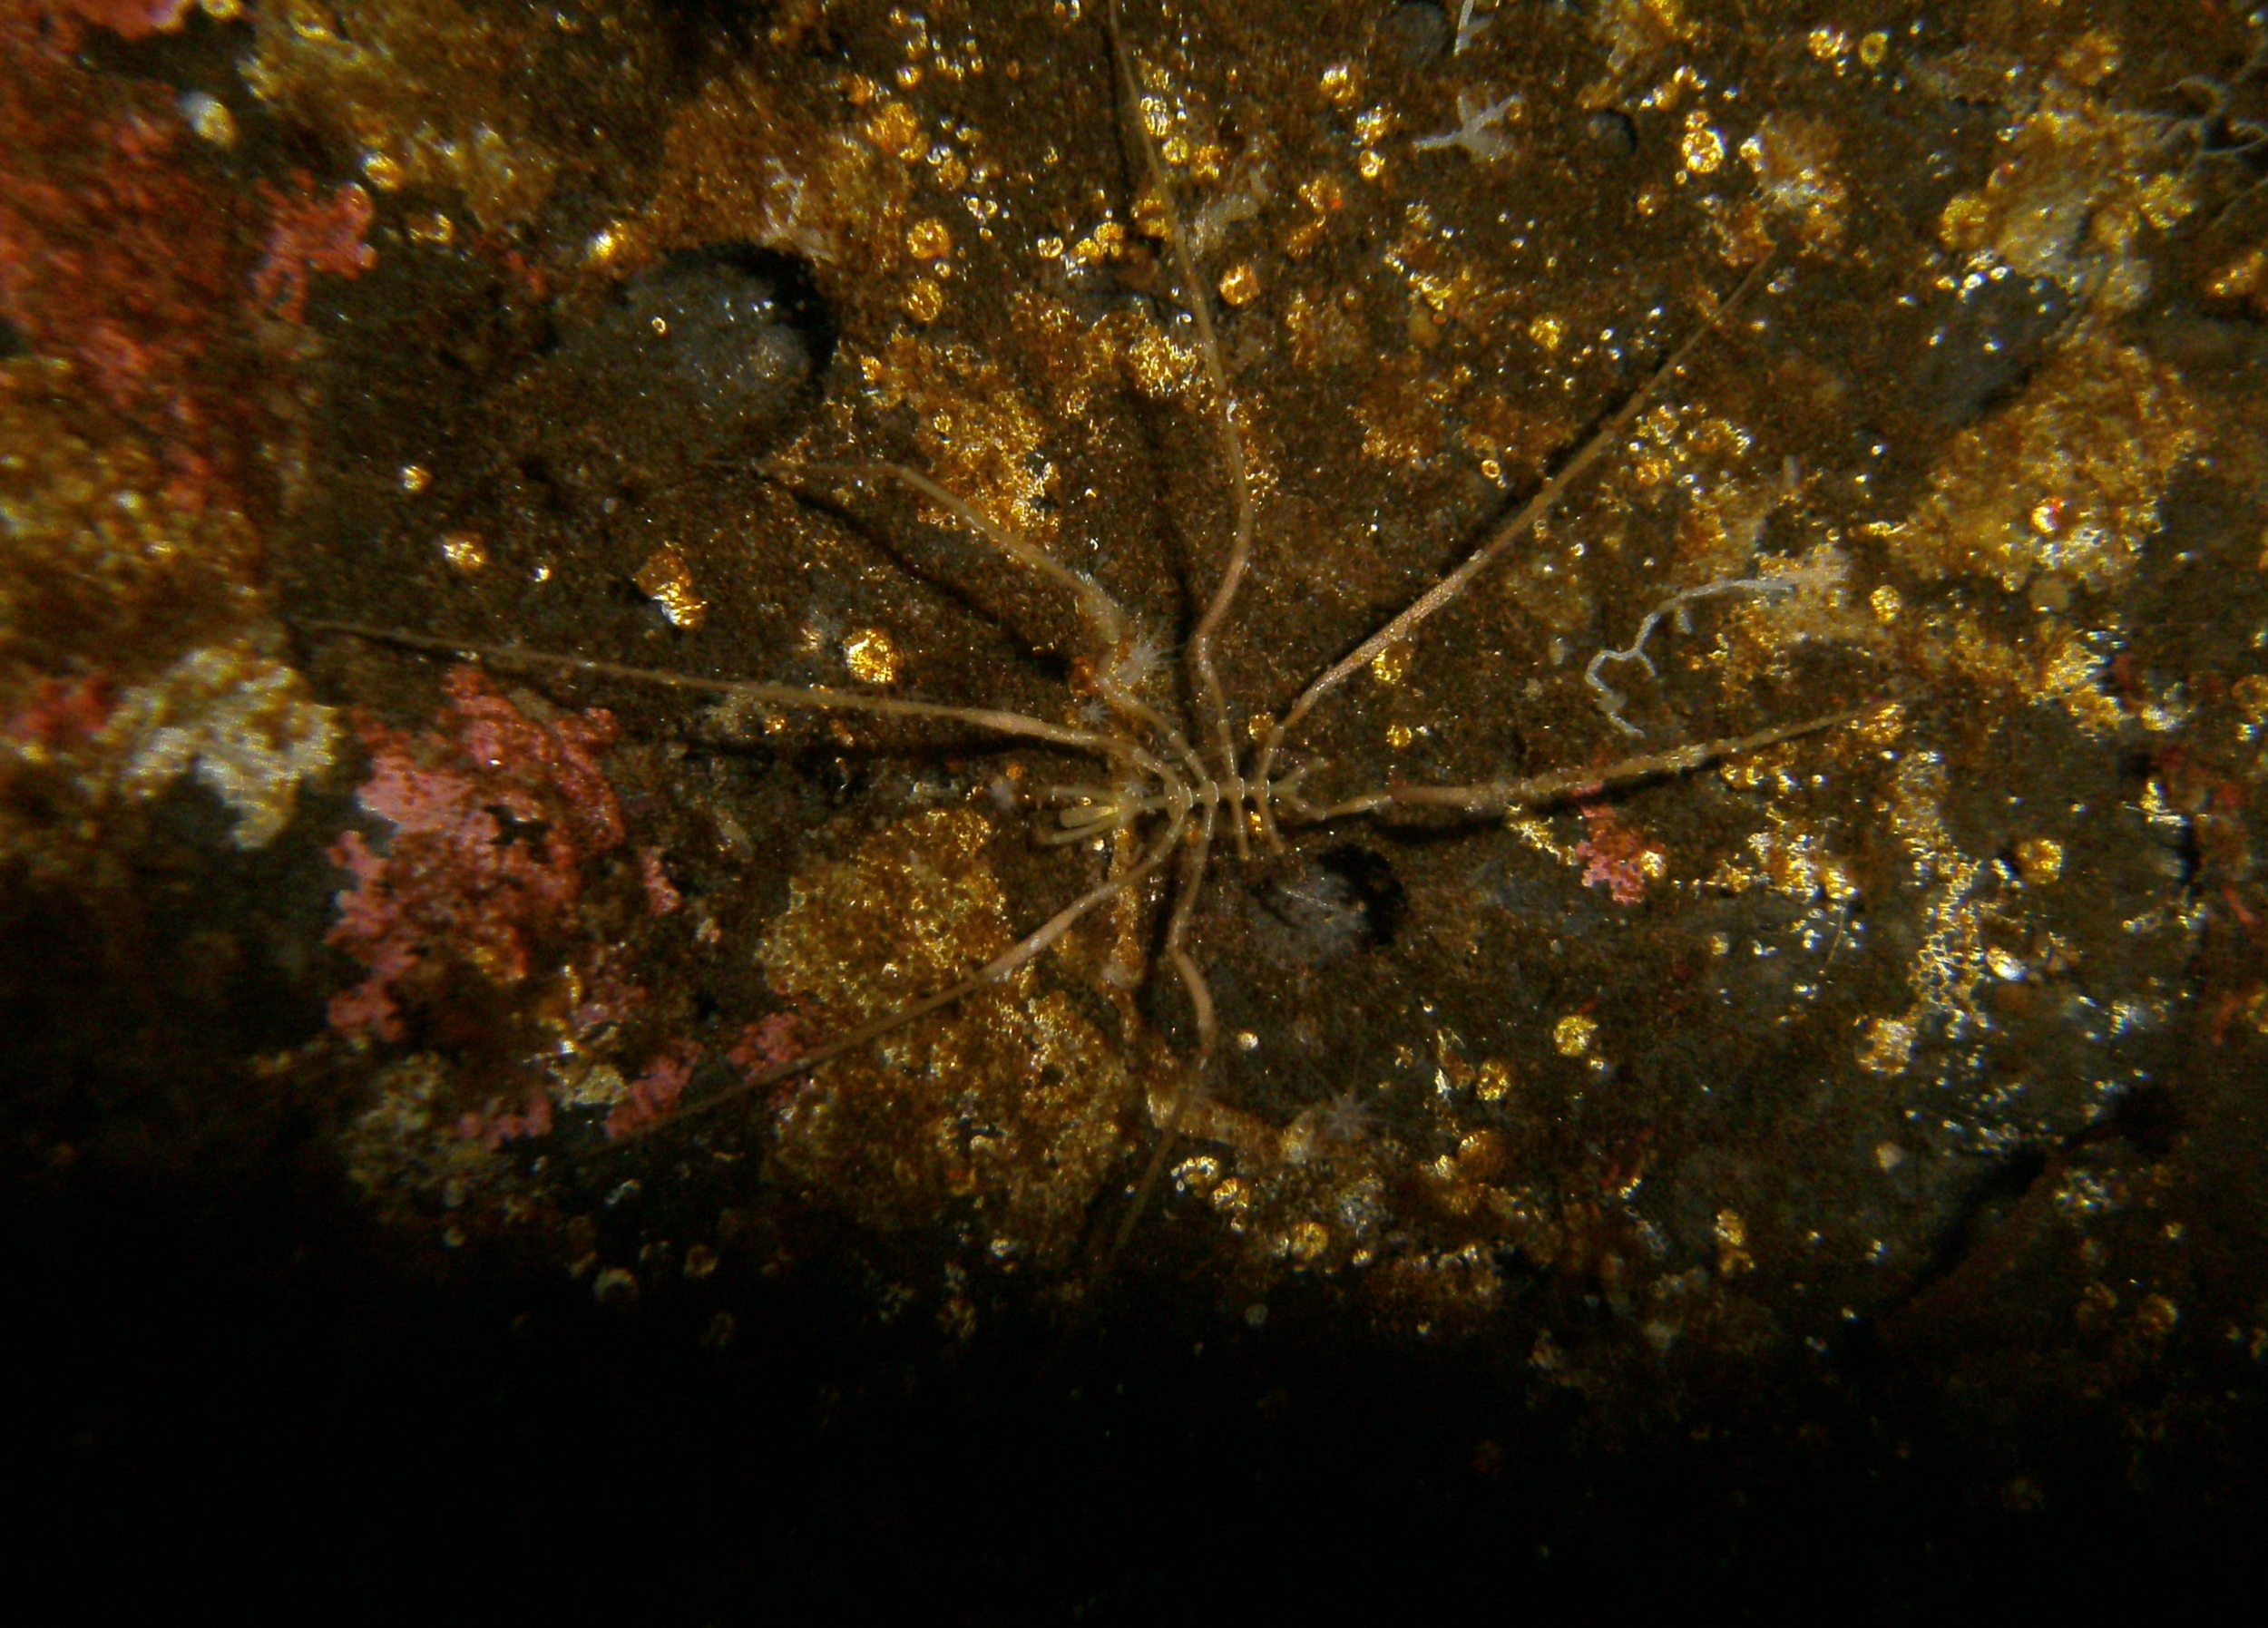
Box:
[308,0,1879,1272]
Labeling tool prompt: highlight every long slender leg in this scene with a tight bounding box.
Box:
[1293,707,1872,823]
[1105,0,1259,832]
[770,458,1135,656]
[1248,253,1776,811]
[1089,797,1222,1288]
[660,809,1191,1130]
[297,619,1161,769]
[1159,804,1223,1070]
[767,463,1209,786]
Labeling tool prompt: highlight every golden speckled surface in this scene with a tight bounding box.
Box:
[761,808,1132,1259]
[256,0,2268,1369]
[12,9,2268,1547]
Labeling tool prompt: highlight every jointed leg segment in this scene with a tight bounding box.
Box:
[1247,253,1777,830]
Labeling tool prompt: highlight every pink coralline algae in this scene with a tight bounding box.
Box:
[252,176,378,324]
[456,1088,554,1152]
[327,666,623,1043]
[1574,802,1665,906]
[707,1012,813,1118]
[3,11,380,509]
[605,1042,698,1141]
[727,1012,810,1078]
[0,13,246,506]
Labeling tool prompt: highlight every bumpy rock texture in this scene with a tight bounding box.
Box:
[10,0,2268,1613]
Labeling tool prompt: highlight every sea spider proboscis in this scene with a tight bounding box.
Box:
[307,0,1888,1282]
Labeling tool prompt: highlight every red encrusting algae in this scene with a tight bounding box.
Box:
[456,1088,554,1152]
[727,1012,811,1080]
[1573,801,1665,906]
[1,5,246,507]
[605,1041,699,1140]
[327,665,624,1042]
[2,7,384,511]
[252,175,378,324]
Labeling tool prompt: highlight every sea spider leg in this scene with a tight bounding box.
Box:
[296,620,1168,775]
[778,458,1135,645]
[302,365,1238,1130]
[766,437,1257,1096]
[1076,793,1224,1305]
[298,618,1204,1124]
[761,457,1210,788]
[1286,707,1872,823]
[1081,0,1283,1191]
[642,804,1193,1130]
[1107,0,1259,857]
[1246,254,1777,834]
[986,0,1277,1301]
